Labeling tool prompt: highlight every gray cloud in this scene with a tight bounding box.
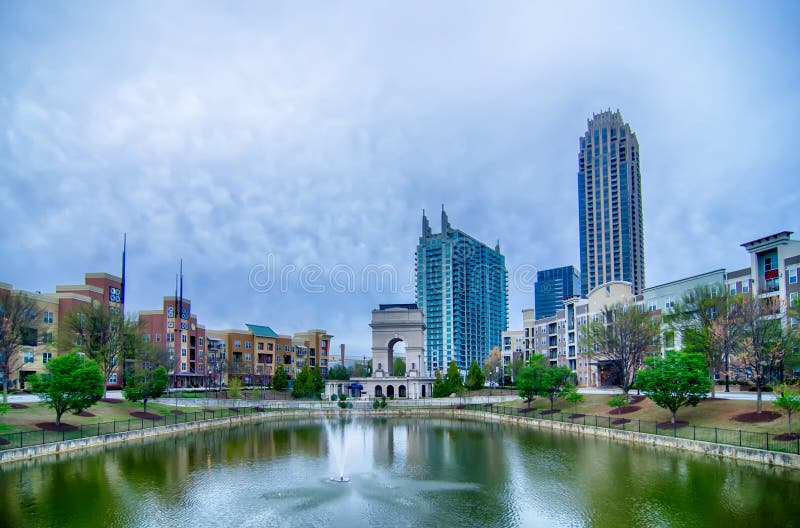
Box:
[1,1,798,354]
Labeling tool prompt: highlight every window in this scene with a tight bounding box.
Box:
[167,306,174,318]
[23,350,34,363]
[245,341,252,349]
[182,348,187,357]
[730,284,737,295]
[245,354,251,361]
[268,343,274,351]
[167,333,175,343]
[234,340,241,348]
[258,342,264,350]
[647,300,657,312]
[181,334,187,343]
[42,332,53,344]
[181,362,187,371]
[664,296,675,310]
[108,373,117,384]
[43,311,54,324]
[742,281,750,293]
[664,332,675,349]
[156,333,161,342]
[42,352,52,364]
[791,292,798,306]
[790,268,798,284]
[143,334,151,343]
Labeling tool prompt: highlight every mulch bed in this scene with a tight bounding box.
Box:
[732,411,782,423]
[609,405,641,415]
[227,407,241,413]
[774,433,800,441]
[101,398,123,404]
[202,408,216,413]
[129,412,164,420]
[10,403,28,409]
[517,408,536,414]
[568,413,586,419]
[35,422,78,432]
[253,406,266,412]
[540,409,561,415]
[170,410,184,415]
[628,395,646,404]
[75,411,95,417]
[454,404,466,409]
[611,418,631,425]
[657,421,689,429]
[483,403,494,407]
[0,437,9,445]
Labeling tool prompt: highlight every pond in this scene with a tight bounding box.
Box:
[1,417,798,527]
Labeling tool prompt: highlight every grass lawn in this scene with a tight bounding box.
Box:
[500,394,796,436]
[0,400,208,435]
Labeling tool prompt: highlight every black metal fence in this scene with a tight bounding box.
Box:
[0,406,270,452]
[465,404,800,455]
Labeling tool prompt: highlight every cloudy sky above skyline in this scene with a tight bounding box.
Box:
[1,1,798,354]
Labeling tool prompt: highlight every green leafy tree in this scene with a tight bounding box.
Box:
[635,351,711,424]
[608,394,627,410]
[517,355,546,409]
[465,360,485,391]
[432,370,449,398]
[28,353,104,426]
[566,389,584,409]
[228,377,244,401]
[583,303,661,396]
[123,366,168,413]
[392,357,406,376]
[272,364,288,391]
[773,385,800,434]
[327,364,350,380]
[0,288,41,404]
[444,361,463,395]
[539,365,574,410]
[292,365,324,399]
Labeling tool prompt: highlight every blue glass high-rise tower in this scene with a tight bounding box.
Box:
[578,110,645,296]
[416,208,508,373]
[535,266,580,320]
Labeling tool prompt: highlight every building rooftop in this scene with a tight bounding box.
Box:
[379,303,419,311]
[741,231,794,252]
[245,324,279,338]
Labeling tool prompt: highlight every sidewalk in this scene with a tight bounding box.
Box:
[577,387,776,402]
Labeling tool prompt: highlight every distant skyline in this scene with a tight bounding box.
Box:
[1,1,798,355]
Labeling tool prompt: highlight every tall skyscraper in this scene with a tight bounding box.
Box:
[535,265,580,320]
[578,109,645,296]
[416,208,508,373]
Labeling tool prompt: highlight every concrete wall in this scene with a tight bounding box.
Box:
[2,407,798,469]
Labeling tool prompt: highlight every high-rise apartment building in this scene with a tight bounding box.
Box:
[535,265,580,320]
[416,208,508,373]
[578,110,645,295]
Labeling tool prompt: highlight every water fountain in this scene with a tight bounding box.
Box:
[323,416,351,483]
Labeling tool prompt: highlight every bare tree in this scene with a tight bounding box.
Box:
[0,288,41,403]
[59,302,139,397]
[668,284,741,397]
[732,295,796,413]
[584,303,661,396]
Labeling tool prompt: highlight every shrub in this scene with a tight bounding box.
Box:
[330,394,338,401]
[337,400,348,409]
[372,400,380,409]
[608,395,627,408]
[380,396,387,408]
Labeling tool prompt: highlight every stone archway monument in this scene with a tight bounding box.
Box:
[370,304,427,378]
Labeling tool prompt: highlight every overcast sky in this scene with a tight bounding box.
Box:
[1,1,798,355]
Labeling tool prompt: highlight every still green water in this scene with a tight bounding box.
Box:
[1,417,798,527]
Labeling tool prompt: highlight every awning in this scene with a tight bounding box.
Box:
[348,384,364,390]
